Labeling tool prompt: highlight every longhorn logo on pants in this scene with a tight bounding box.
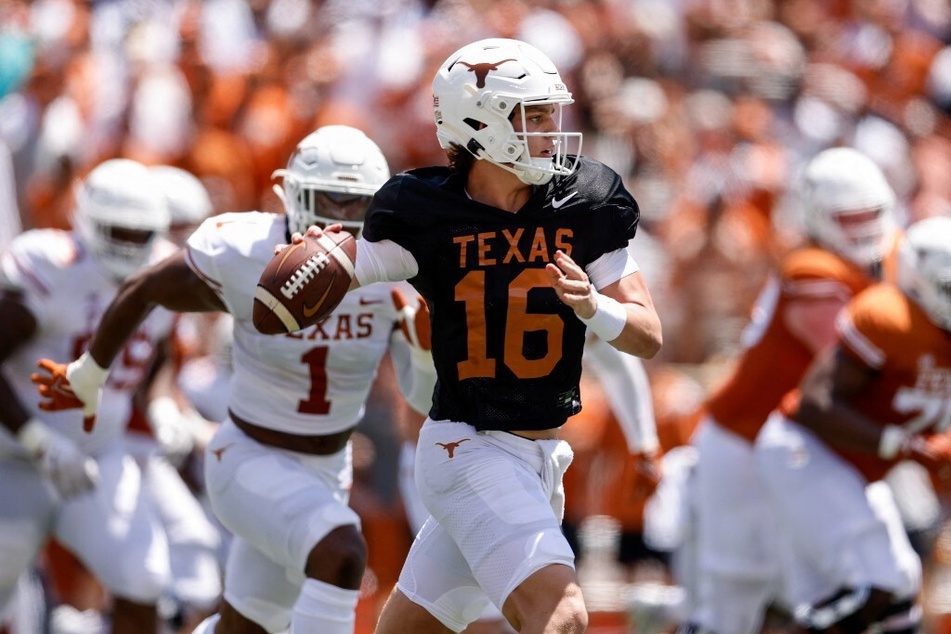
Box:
[436,439,470,458]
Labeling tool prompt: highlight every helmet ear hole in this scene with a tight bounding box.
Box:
[463,118,484,131]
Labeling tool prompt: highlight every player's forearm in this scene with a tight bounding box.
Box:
[584,336,659,452]
[88,252,224,366]
[590,270,662,359]
[796,397,881,455]
[402,350,437,417]
[87,273,159,367]
[387,328,436,417]
[610,303,663,359]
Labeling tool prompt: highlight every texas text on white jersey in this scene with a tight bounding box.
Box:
[185,211,411,436]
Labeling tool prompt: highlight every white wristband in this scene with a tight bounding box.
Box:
[68,351,109,390]
[878,425,908,460]
[579,292,627,342]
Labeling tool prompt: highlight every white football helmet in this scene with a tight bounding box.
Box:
[150,165,213,227]
[272,125,390,237]
[800,147,897,268]
[432,38,582,185]
[898,216,951,331]
[150,166,214,246]
[72,159,169,282]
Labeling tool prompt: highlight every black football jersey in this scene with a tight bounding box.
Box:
[363,156,639,431]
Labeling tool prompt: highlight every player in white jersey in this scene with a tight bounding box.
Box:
[34,164,223,634]
[35,165,224,634]
[33,126,437,634]
[0,158,174,634]
[140,165,224,632]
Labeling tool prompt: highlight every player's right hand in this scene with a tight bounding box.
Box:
[275,223,344,255]
[623,449,663,506]
[392,288,431,351]
[17,419,99,499]
[32,352,108,432]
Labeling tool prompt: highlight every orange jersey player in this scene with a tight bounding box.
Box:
[755,215,951,634]
[682,147,900,634]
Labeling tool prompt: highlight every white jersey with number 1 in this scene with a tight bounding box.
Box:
[185,211,427,435]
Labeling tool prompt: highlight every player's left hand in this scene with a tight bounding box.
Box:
[392,288,431,351]
[546,250,597,319]
[17,418,99,498]
[623,450,663,506]
[32,352,108,432]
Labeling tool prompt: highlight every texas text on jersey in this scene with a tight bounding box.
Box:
[185,211,418,436]
[363,155,639,431]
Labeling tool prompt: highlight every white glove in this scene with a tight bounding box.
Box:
[66,352,109,425]
[147,397,196,465]
[391,288,431,352]
[18,418,100,499]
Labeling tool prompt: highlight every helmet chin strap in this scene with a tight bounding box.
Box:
[477,155,553,186]
[473,143,554,185]
[520,158,556,185]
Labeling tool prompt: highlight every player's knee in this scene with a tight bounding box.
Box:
[557,589,588,633]
[512,590,586,634]
[794,586,896,634]
[219,599,274,634]
[305,525,366,590]
[504,571,587,633]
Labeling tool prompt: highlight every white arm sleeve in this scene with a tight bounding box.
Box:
[388,329,437,416]
[586,239,640,290]
[353,237,419,286]
[583,332,659,453]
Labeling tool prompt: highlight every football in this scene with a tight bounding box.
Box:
[253,230,357,335]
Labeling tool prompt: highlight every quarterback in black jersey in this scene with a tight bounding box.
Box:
[302,38,662,634]
[363,156,642,432]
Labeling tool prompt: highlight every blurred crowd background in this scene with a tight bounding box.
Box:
[4,0,951,363]
[2,0,951,632]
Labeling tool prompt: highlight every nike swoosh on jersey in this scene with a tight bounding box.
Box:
[359,297,384,306]
[551,191,578,209]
